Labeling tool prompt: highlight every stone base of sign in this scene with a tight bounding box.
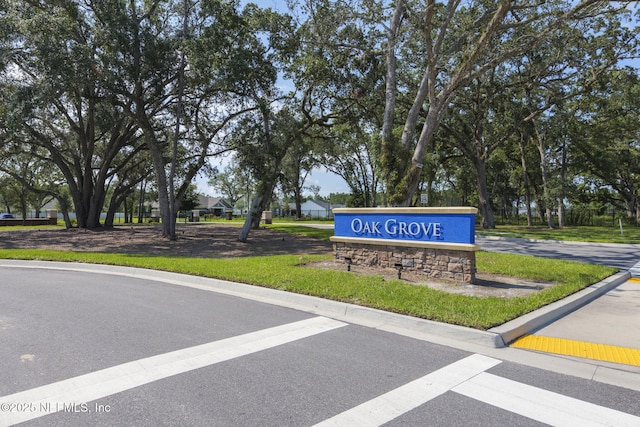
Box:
[331,237,477,284]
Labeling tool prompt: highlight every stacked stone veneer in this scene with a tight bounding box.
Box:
[333,240,476,283]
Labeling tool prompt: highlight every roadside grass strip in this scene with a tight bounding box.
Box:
[511,335,640,367]
[0,249,616,330]
[0,317,346,426]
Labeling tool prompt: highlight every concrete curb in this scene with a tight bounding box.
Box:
[0,260,502,347]
[628,261,640,278]
[0,259,630,349]
[488,270,631,346]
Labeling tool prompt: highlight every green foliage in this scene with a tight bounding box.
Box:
[379,132,407,206]
[327,192,350,205]
[1,1,151,228]
[178,184,201,212]
[267,223,334,240]
[2,0,640,232]
[209,161,254,207]
[377,0,639,208]
[477,251,616,282]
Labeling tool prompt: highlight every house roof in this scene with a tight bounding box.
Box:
[312,200,330,210]
[210,197,233,209]
[197,195,233,210]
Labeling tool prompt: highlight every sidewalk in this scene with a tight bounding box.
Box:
[491,269,640,367]
[509,277,640,365]
[537,277,640,351]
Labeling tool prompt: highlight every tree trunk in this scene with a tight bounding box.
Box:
[238,195,263,243]
[557,141,567,228]
[535,125,555,228]
[294,187,303,220]
[624,196,635,219]
[476,160,495,229]
[138,180,146,223]
[238,173,280,243]
[71,192,87,228]
[104,201,117,227]
[104,188,129,228]
[546,206,555,228]
[123,197,130,224]
[19,192,28,221]
[147,138,172,237]
[167,4,188,241]
[524,196,533,226]
[536,194,546,224]
[87,173,108,229]
[381,0,403,147]
[55,195,73,229]
[557,199,565,228]
[518,136,534,226]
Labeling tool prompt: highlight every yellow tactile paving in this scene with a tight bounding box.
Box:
[511,335,640,367]
[627,277,640,283]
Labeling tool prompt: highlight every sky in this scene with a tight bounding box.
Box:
[306,169,351,196]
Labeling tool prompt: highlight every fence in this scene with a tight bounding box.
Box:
[493,208,638,227]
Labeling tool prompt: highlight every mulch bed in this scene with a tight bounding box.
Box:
[0,224,333,258]
[0,224,553,297]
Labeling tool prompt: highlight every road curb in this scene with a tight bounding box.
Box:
[488,270,631,346]
[0,260,503,347]
[0,259,630,349]
[628,261,640,278]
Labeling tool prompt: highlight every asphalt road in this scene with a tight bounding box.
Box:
[2,265,639,426]
[476,236,640,269]
[305,223,640,269]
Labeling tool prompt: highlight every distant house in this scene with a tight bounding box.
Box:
[196,196,233,217]
[289,200,343,218]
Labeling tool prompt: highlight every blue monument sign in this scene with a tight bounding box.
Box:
[332,207,476,246]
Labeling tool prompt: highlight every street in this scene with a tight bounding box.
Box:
[476,236,640,269]
[1,265,639,426]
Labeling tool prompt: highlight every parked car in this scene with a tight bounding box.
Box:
[0,213,15,219]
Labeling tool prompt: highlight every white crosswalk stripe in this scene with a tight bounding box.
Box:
[314,354,501,427]
[453,372,640,427]
[0,316,346,426]
[2,315,639,427]
[318,355,640,427]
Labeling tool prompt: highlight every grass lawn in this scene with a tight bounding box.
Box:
[476,224,640,244]
[0,220,621,329]
[0,246,615,330]
[0,224,64,231]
